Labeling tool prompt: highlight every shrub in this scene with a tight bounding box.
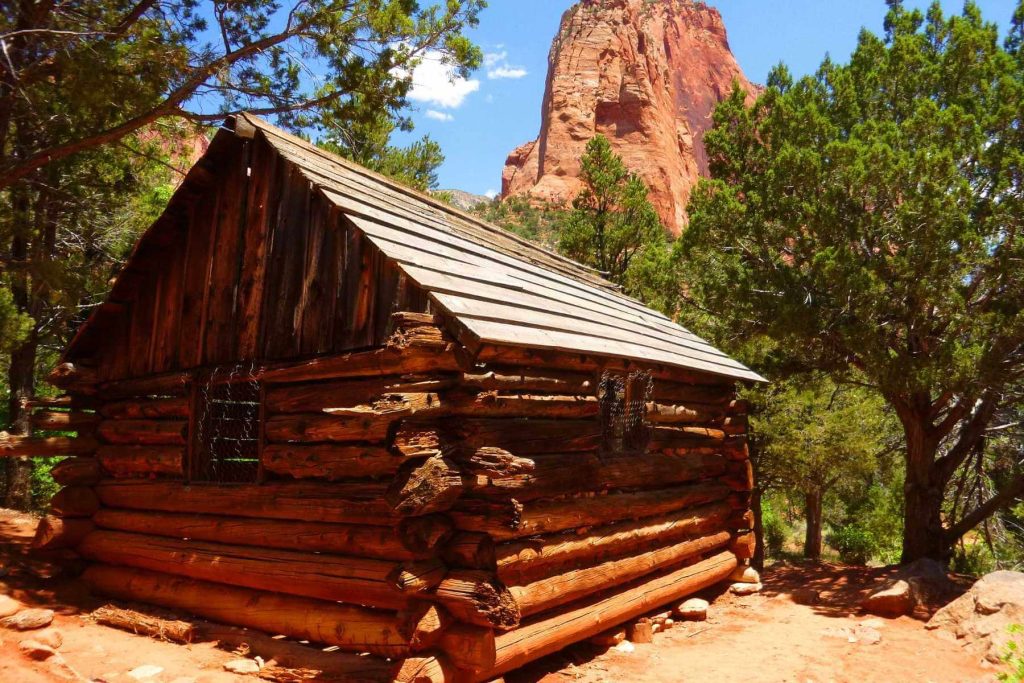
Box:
[952,541,997,577]
[761,500,787,557]
[828,524,877,565]
[999,625,1024,683]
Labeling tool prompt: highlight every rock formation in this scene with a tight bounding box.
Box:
[501,0,757,234]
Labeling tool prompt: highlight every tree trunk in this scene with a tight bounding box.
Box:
[4,332,36,510]
[900,416,948,563]
[901,474,947,562]
[803,490,822,560]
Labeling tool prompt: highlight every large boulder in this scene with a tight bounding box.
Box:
[927,570,1024,663]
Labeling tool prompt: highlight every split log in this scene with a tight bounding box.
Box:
[264,413,392,443]
[83,564,411,657]
[262,344,461,384]
[99,397,189,419]
[31,515,94,551]
[648,426,726,450]
[386,456,467,516]
[439,623,496,673]
[510,531,732,617]
[91,604,195,643]
[51,457,101,486]
[460,368,594,395]
[649,382,735,405]
[50,486,100,517]
[79,530,408,610]
[446,393,598,420]
[323,392,444,419]
[392,654,457,683]
[484,551,737,678]
[30,410,100,432]
[399,602,452,651]
[432,570,519,630]
[451,483,733,540]
[398,515,455,554]
[452,419,601,454]
[26,396,74,408]
[495,501,734,585]
[389,560,447,594]
[393,424,449,459]
[730,531,756,560]
[97,446,183,477]
[455,448,534,478]
[262,443,400,480]
[92,508,420,560]
[0,433,97,458]
[266,376,454,413]
[644,402,726,425]
[442,532,496,570]
[97,420,187,446]
[98,372,190,400]
[468,452,727,502]
[95,480,396,526]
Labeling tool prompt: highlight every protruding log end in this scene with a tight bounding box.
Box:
[399,602,453,652]
[434,570,520,631]
[387,456,467,516]
[391,654,458,683]
[31,515,94,551]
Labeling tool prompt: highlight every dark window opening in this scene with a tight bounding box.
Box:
[191,366,262,483]
[598,370,652,452]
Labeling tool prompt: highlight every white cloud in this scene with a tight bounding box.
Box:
[484,50,528,80]
[425,109,453,122]
[401,50,480,109]
[488,66,528,80]
[484,189,498,199]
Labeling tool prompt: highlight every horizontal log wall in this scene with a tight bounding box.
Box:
[36,320,755,683]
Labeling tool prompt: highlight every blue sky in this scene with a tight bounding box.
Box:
[392,0,1020,197]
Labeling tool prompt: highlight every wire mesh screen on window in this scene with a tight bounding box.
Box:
[191,363,261,483]
[599,370,653,452]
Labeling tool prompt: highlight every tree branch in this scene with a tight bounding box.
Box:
[945,471,1024,544]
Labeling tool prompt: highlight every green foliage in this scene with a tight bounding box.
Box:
[1000,625,1024,683]
[682,0,1024,559]
[556,135,676,312]
[761,498,789,557]
[828,524,878,565]
[0,0,485,188]
[0,284,32,356]
[952,541,998,576]
[473,196,566,247]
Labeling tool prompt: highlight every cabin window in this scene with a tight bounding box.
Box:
[598,370,652,452]
[190,365,262,483]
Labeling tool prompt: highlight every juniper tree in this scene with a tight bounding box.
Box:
[681,0,1024,562]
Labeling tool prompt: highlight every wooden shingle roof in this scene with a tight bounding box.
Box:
[240,115,764,383]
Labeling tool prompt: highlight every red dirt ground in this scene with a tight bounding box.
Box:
[0,509,1005,683]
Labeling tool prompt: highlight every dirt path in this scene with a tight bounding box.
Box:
[0,510,1005,682]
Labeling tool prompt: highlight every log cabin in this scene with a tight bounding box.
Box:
[16,113,765,682]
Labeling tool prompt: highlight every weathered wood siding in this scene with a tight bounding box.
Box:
[85,134,428,381]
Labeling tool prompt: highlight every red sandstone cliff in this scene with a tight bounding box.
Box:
[501,0,757,234]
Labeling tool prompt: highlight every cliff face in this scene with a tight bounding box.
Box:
[501,0,756,234]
